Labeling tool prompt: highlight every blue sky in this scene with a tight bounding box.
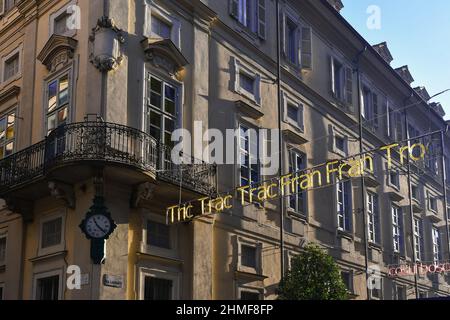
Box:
[341,0,450,119]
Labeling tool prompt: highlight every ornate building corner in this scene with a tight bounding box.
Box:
[48,181,76,209]
[89,16,125,72]
[37,34,78,72]
[130,182,157,208]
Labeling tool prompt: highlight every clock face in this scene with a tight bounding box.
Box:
[85,214,112,239]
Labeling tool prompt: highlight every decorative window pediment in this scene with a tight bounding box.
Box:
[141,38,188,79]
[37,34,78,72]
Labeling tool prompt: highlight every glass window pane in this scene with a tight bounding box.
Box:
[165,85,175,100]
[150,111,161,128]
[47,113,57,134]
[0,147,4,159]
[165,118,175,133]
[6,125,14,140]
[165,99,175,115]
[57,107,68,125]
[0,118,6,143]
[48,81,58,112]
[151,16,171,39]
[58,76,69,106]
[150,92,162,109]
[151,77,162,93]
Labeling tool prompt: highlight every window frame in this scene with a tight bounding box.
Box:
[283,92,304,132]
[145,72,180,148]
[0,108,17,159]
[428,192,438,213]
[391,204,403,254]
[233,57,262,105]
[32,269,64,300]
[432,227,441,263]
[237,286,264,300]
[367,192,380,244]
[38,210,66,257]
[48,0,77,38]
[336,180,352,233]
[0,282,4,300]
[141,213,178,258]
[44,70,72,136]
[340,270,354,295]
[139,267,180,301]
[237,237,262,275]
[413,218,423,262]
[238,123,261,189]
[144,2,181,47]
[1,44,22,84]
[0,232,6,266]
[388,169,400,190]
[288,149,306,216]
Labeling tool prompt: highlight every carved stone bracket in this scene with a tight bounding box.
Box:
[4,197,34,222]
[130,182,157,208]
[48,181,76,209]
[89,16,125,72]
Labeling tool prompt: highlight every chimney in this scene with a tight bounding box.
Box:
[395,66,414,85]
[414,86,431,101]
[327,0,344,12]
[372,42,393,65]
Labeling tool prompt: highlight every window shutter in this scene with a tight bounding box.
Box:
[372,93,379,128]
[344,181,351,231]
[257,0,266,39]
[300,27,312,70]
[281,92,288,123]
[330,57,335,96]
[298,103,304,131]
[399,210,405,255]
[384,99,390,137]
[229,0,239,19]
[395,112,403,141]
[280,12,286,56]
[419,221,425,260]
[344,67,353,109]
[374,195,380,244]
[0,0,4,16]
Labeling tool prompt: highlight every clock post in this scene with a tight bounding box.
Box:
[79,195,117,264]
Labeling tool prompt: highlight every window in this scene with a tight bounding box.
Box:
[432,227,441,263]
[144,277,173,300]
[239,73,255,95]
[361,87,379,128]
[229,0,266,39]
[240,289,261,300]
[389,170,400,190]
[286,18,298,65]
[46,73,70,135]
[147,221,171,249]
[335,135,346,154]
[370,278,382,300]
[54,11,69,35]
[419,291,428,299]
[41,217,62,249]
[289,150,306,215]
[367,193,380,244]
[411,185,419,201]
[413,218,424,262]
[239,125,260,188]
[0,284,3,300]
[391,205,404,254]
[151,15,171,39]
[330,58,352,107]
[426,142,439,175]
[0,234,6,265]
[3,53,19,81]
[337,181,352,232]
[241,244,257,268]
[285,100,304,130]
[0,110,16,159]
[428,194,437,212]
[233,58,261,104]
[394,284,406,300]
[36,275,60,300]
[0,0,16,15]
[341,271,354,294]
[146,74,178,147]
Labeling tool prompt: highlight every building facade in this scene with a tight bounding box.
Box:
[0,0,449,300]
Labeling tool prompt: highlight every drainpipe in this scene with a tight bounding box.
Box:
[403,92,419,299]
[353,46,370,300]
[439,125,450,265]
[275,0,285,279]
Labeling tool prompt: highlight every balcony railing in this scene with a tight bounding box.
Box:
[0,121,217,196]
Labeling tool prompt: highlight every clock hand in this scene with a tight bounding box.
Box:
[93,217,108,234]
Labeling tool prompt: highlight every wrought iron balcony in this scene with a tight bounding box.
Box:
[0,121,217,197]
